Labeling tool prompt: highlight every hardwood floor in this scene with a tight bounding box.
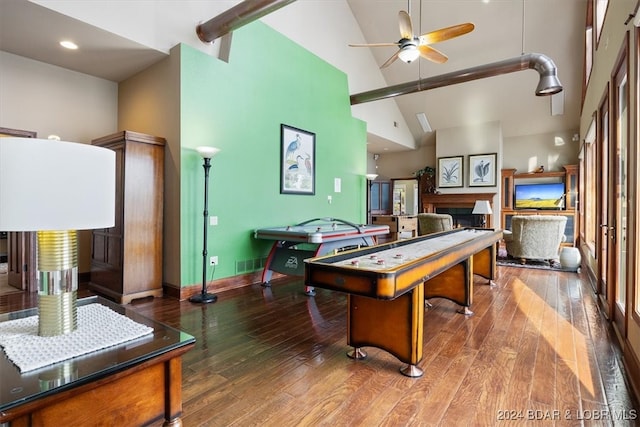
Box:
[1,266,638,426]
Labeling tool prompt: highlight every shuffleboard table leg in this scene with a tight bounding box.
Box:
[400,364,423,378]
[347,347,367,360]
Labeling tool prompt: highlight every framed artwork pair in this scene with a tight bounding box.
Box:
[437,153,497,188]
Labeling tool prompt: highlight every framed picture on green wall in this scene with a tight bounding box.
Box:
[280,124,315,195]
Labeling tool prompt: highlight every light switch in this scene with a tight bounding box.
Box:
[334,178,341,193]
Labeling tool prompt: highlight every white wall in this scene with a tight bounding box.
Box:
[503,130,579,174]
[32,0,416,149]
[0,51,118,272]
[0,51,117,143]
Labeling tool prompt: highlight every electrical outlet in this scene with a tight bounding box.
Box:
[209,256,218,266]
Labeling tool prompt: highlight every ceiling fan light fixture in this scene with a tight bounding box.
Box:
[398,46,420,63]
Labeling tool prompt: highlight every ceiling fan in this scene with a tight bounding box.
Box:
[349,10,474,68]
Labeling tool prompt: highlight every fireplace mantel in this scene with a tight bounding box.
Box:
[421,192,496,211]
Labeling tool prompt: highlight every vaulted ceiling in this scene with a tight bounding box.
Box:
[0,0,586,153]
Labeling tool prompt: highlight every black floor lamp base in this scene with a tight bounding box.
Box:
[189,292,218,304]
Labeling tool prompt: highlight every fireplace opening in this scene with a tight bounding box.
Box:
[436,208,483,228]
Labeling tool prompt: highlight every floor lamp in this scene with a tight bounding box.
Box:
[366,174,378,224]
[190,146,220,304]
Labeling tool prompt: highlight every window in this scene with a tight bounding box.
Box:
[584,1,594,99]
[583,116,597,254]
[595,0,609,46]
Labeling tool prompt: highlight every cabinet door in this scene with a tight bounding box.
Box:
[371,181,392,214]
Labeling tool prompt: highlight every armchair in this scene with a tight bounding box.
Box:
[417,213,453,235]
[504,215,567,263]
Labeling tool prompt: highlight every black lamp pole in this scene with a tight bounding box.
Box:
[190,153,218,304]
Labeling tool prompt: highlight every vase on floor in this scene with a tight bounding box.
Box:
[559,247,581,270]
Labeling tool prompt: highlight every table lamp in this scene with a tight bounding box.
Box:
[472,200,492,228]
[0,138,115,336]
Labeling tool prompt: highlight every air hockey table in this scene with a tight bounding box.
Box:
[304,227,502,377]
[254,217,389,295]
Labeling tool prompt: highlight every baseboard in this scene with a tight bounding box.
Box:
[623,340,640,406]
[163,271,285,300]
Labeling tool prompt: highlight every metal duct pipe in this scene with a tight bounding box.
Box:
[350,53,562,105]
[197,0,297,43]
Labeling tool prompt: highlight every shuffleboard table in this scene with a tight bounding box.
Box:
[304,227,502,377]
[254,217,389,295]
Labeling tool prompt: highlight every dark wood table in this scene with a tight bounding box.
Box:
[305,228,502,377]
[0,296,195,426]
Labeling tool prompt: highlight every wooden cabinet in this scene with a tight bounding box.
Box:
[89,131,165,303]
[501,165,578,246]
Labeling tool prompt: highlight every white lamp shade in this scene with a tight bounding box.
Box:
[472,200,493,215]
[0,138,116,231]
[196,146,220,159]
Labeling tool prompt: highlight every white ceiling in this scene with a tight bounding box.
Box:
[0,0,586,153]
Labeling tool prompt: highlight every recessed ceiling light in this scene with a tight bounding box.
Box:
[60,40,78,50]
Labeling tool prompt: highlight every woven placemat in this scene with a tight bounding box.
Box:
[0,304,153,372]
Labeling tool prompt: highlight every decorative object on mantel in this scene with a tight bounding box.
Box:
[0,138,115,337]
[534,165,545,173]
[0,304,153,372]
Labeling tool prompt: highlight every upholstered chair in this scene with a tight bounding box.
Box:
[417,213,453,235]
[504,215,567,263]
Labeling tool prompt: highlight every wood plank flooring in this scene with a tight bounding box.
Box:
[1,265,637,426]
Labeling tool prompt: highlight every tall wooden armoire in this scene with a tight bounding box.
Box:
[89,131,165,303]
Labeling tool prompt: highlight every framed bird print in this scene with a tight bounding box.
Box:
[280,124,315,195]
[468,153,497,187]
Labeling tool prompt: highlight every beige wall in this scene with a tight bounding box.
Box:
[0,51,117,143]
[0,51,118,273]
[579,0,640,378]
[503,130,580,173]
[118,46,182,288]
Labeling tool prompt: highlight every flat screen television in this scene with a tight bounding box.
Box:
[514,182,565,210]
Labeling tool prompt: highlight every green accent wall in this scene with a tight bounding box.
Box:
[179,22,367,286]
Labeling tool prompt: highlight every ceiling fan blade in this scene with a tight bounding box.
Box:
[398,10,413,39]
[419,23,475,45]
[348,42,399,48]
[380,50,401,68]
[418,45,448,64]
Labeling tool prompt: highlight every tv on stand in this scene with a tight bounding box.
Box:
[514,182,565,210]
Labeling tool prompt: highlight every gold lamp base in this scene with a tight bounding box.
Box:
[37,230,78,337]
